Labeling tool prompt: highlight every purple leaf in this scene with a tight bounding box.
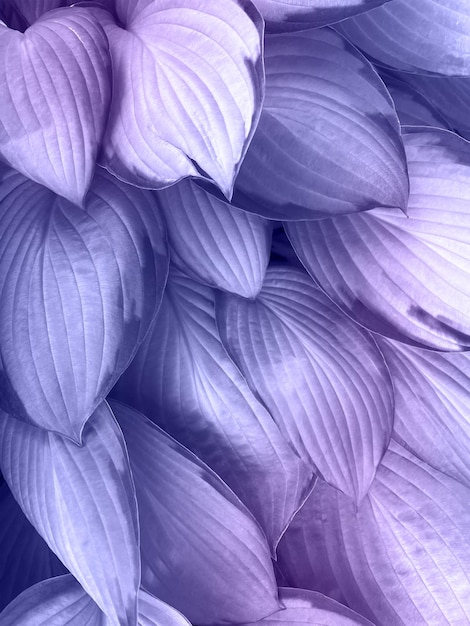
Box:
[99,0,264,198]
[397,73,470,140]
[377,337,470,488]
[278,442,470,625]
[0,6,110,204]
[238,587,374,625]
[380,73,447,128]
[287,128,470,351]
[4,2,69,27]
[0,164,168,442]
[337,1,470,76]
[112,270,313,550]
[0,403,140,626]
[111,400,280,626]
[233,28,408,220]
[0,576,192,626]
[157,180,272,298]
[253,0,392,32]
[0,484,66,611]
[216,267,393,503]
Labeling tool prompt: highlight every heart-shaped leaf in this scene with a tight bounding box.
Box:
[112,269,313,550]
[278,442,470,625]
[216,267,394,503]
[287,128,470,350]
[99,0,264,198]
[0,164,168,441]
[253,0,392,32]
[337,0,470,76]
[0,6,110,204]
[0,484,66,612]
[157,180,272,298]
[0,402,140,626]
[233,28,408,220]
[112,400,280,626]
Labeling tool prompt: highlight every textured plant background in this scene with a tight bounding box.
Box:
[1,1,470,625]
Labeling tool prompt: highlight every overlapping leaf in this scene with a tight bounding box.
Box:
[0,164,168,441]
[0,6,110,204]
[0,403,140,626]
[239,588,374,625]
[112,400,280,626]
[216,267,393,503]
[157,180,272,298]
[233,28,408,220]
[252,0,392,32]
[377,337,470,488]
[278,442,470,625]
[3,1,69,27]
[380,73,447,128]
[337,0,470,76]
[287,128,470,350]
[113,269,313,549]
[0,484,66,612]
[398,73,470,140]
[0,575,192,626]
[99,0,264,197]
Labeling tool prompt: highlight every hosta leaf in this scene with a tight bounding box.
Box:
[380,73,447,128]
[337,0,470,76]
[4,1,69,27]
[287,128,470,351]
[111,400,279,626]
[157,180,272,298]
[377,337,470,488]
[0,576,192,626]
[239,588,374,625]
[216,267,393,503]
[0,484,66,611]
[0,6,110,204]
[278,442,470,626]
[112,270,313,550]
[0,403,140,626]
[233,28,408,220]
[0,164,168,442]
[99,0,264,197]
[252,0,392,32]
[398,73,470,140]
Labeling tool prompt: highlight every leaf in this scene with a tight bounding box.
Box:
[252,0,392,32]
[99,0,264,198]
[0,575,105,626]
[233,28,408,220]
[0,484,67,612]
[337,0,470,76]
[0,164,168,441]
[157,180,272,298]
[4,1,70,27]
[278,442,470,626]
[380,73,447,128]
[377,337,470,488]
[0,576,192,626]
[238,587,374,625]
[0,6,110,204]
[287,128,470,351]
[397,73,470,140]
[112,269,313,550]
[111,400,280,626]
[0,402,140,626]
[216,267,393,503]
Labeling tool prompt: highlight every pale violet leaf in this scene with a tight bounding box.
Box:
[0,402,140,626]
[0,163,168,441]
[216,267,394,503]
